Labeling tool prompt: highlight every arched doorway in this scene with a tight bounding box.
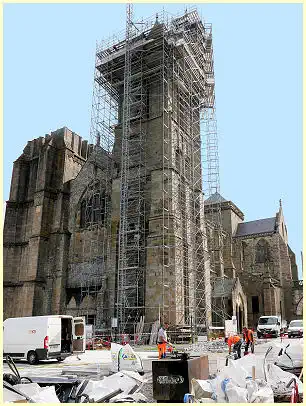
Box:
[237,305,243,333]
[236,294,245,333]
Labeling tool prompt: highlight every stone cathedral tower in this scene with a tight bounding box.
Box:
[3,10,215,334]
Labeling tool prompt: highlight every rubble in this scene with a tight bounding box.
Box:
[185,340,228,354]
[3,353,150,404]
[3,382,60,403]
[186,337,265,356]
[186,347,303,403]
[2,341,303,403]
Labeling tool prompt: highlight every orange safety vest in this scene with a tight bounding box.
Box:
[244,329,254,342]
[227,335,241,347]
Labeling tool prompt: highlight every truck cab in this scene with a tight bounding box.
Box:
[257,315,281,338]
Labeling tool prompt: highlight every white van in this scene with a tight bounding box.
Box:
[3,315,85,364]
[287,319,303,338]
[256,315,282,338]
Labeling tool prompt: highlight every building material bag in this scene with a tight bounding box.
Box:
[246,379,274,403]
[209,365,247,402]
[266,363,303,396]
[111,342,124,372]
[250,384,274,403]
[191,378,213,399]
[227,354,266,381]
[209,375,226,402]
[111,343,143,373]
[218,363,248,388]
[221,378,248,403]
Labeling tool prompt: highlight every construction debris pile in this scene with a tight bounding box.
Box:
[3,370,151,403]
[3,345,152,404]
[3,340,303,403]
[184,342,303,403]
[186,336,267,355]
[185,339,228,354]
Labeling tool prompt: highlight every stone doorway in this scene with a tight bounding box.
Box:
[236,305,244,333]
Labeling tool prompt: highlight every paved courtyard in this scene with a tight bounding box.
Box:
[3,337,298,377]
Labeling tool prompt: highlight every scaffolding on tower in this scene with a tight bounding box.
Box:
[73,28,119,329]
[84,6,229,338]
[117,3,147,334]
[200,21,229,327]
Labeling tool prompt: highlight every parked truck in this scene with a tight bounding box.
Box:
[3,315,85,364]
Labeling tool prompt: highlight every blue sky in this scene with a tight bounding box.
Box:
[4,3,302,277]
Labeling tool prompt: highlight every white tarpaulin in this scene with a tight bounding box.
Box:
[4,383,61,403]
[275,339,303,369]
[266,363,303,395]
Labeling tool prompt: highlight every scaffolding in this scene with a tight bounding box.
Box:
[69,28,119,330]
[117,4,147,333]
[82,6,227,337]
[200,22,228,326]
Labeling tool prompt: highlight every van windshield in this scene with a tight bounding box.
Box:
[289,321,303,328]
[259,317,278,325]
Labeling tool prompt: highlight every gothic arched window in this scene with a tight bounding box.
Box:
[241,241,247,262]
[79,181,107,228]
[255,238,270,263]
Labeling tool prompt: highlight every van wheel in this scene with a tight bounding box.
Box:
[27,351,38,365]
[57,357,64,362]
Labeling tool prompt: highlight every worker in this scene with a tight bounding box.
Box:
[227,334,243,359]
[157,322,169,359]
[243,327,254,354]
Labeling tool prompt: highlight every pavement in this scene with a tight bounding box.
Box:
[2,337,298,378]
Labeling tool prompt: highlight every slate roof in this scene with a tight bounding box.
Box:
[235,217,276,237]
[212,278,235,298]
[205,192,228,204]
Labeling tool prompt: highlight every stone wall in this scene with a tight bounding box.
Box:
[292,280,303,317]
[3,128,88,320]
[231,233,292,327]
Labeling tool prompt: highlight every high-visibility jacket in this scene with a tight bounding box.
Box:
[227,335,241,347]
[244,329,254,342]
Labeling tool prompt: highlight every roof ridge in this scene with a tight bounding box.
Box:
[235,217,276,237]
[205,191,227,203]
[242,216,276,224]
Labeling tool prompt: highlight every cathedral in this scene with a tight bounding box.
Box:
[3,127,302,332]
[3,9,302,335]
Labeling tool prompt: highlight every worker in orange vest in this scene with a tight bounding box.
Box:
[227,334,243,358]
[157,322,169,359]
[243,327,254,354]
